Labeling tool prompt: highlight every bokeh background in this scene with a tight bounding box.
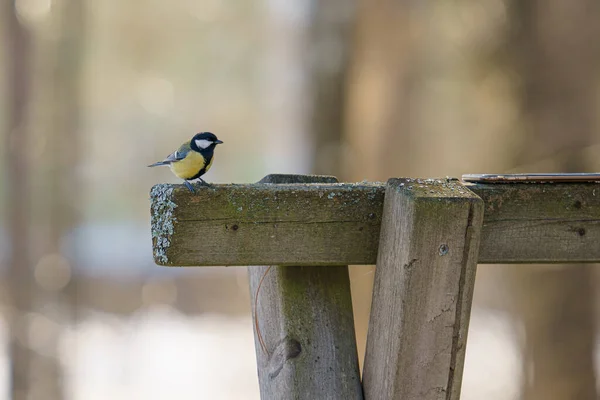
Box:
[2,0,600,399]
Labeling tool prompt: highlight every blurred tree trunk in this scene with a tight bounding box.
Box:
[306,0,357,176]
[344,0,415,181]
[33,0,85,397]
[342,0,418,368]
[4,1,34,399]
[505,1,600,399]
[48,0,84,275]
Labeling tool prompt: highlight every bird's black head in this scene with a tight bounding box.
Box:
[190,132,223,152]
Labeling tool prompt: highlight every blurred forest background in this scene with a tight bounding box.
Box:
[2,0,600,399]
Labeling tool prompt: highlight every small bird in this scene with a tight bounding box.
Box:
[148,132,223,192]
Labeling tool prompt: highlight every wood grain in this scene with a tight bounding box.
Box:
[247,175,363,400]
[150,180,600,265]
[362,178,483,400]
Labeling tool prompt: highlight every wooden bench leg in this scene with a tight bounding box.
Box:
[248,174,364,400]
[363,178,484,400]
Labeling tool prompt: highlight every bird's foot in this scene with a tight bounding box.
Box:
[198,178,212,187]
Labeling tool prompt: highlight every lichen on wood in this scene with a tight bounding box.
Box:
[150,184,178,264]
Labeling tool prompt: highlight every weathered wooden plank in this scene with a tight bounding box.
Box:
[149,180,385,266]
[149,180,600,265]
[468,182,600,263]
[362,178,483,400]
[248,174,363,400]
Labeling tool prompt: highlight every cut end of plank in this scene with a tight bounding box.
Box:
[388,178,482,200]
[150,183,178,265]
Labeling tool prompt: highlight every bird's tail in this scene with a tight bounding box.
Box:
[147,161,170,167]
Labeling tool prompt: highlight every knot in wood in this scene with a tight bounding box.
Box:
[268,337,302,380]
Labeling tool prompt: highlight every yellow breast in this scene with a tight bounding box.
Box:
[170,151,206,180]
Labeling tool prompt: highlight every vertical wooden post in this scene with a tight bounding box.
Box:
[248,174,363,400]
[363,178,483,400]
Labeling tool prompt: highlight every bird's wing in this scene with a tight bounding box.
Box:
[163,142,192,163]
[148,142,192,167]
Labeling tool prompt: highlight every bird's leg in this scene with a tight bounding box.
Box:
[184,180,195,193]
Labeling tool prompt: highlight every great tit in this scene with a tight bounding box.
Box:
[148,132,223,192]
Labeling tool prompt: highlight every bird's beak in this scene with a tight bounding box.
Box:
[215,140,224,144]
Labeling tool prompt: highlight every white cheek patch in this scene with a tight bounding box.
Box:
[195,139,212,149]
